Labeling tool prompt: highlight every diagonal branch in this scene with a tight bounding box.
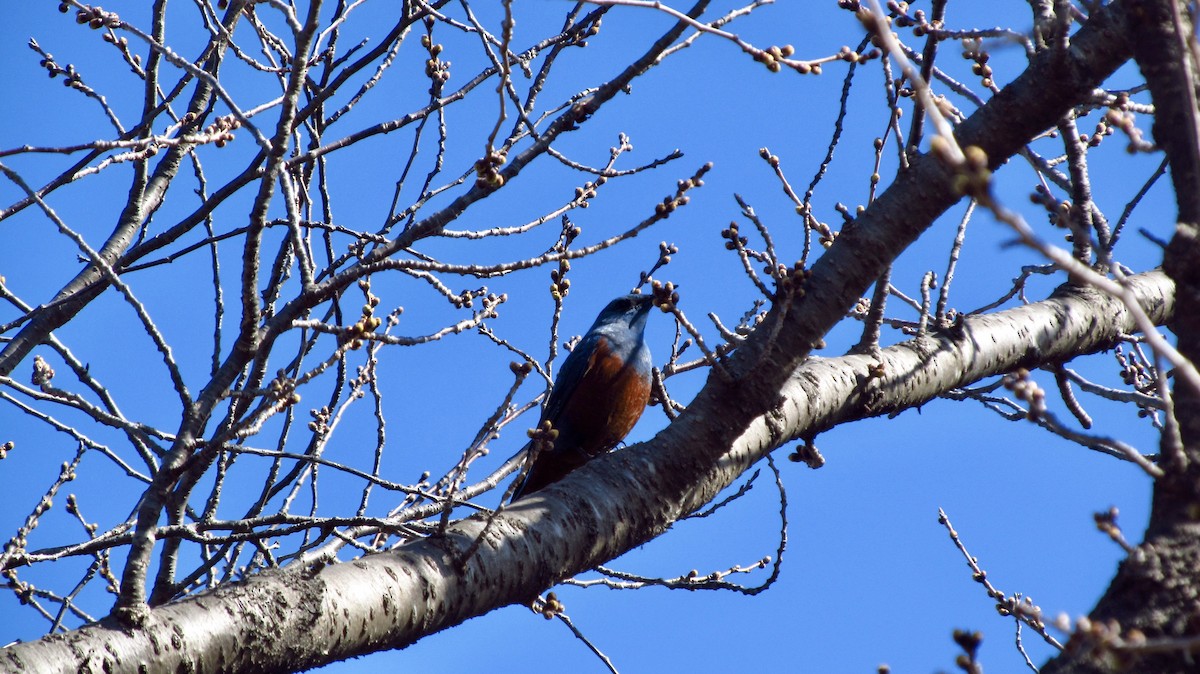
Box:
[1,262,1172,671]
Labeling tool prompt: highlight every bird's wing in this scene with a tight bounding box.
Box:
[511,334,603,502]
[540,332,606,433]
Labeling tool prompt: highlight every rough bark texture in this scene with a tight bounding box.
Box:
[1042,1,1200,672]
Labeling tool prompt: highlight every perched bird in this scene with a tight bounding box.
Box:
[510,293,655,501]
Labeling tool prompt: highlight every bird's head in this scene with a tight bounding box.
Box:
[592,293,655,334]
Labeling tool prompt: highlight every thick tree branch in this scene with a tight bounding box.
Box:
[2,264,1172,672]
[1042,2,1200,672]
[736,0,1132,382]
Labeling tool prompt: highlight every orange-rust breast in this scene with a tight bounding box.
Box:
[559,336,652,458]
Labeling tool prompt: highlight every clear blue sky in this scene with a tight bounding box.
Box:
[0,1,1169,672]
